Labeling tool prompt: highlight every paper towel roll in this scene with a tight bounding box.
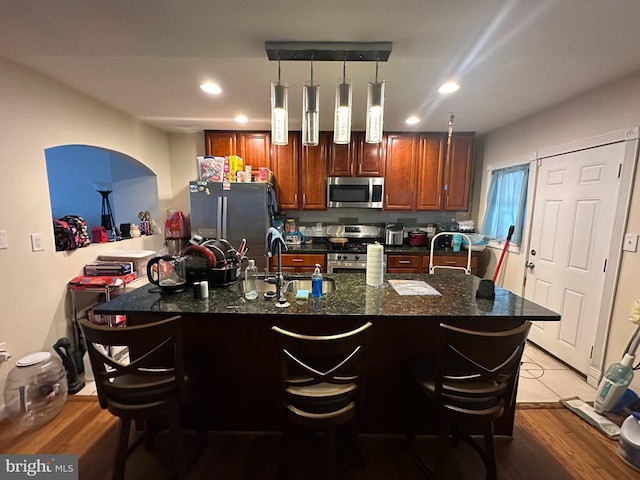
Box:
[366,243,384,286]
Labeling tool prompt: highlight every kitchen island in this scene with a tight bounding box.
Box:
[93,273,559,435]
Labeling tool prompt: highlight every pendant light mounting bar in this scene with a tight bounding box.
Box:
[265,42,392,62]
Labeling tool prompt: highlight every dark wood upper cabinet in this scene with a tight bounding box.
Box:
[384,133,418,210]
[300,132,328,210]
[328,132,385,177]
[205,131,271,170]
[205,131,236,157]
[416,134,445,210]
[271,132,327,211]
[443,134,474,211]
[271,132,300,211]
[204,129,473,212]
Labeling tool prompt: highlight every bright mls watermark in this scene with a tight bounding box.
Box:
[0,455,77,479]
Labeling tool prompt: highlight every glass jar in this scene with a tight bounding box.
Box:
[286,219,297,233]
[3,352,67,431]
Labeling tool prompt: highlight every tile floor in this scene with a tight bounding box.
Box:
[78,341,598,403]
[517,341,597,403]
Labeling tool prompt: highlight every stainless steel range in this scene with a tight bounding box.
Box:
[325,225,387,274]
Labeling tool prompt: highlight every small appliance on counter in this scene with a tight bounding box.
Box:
[407,229,429,247]
[385,223,404,246]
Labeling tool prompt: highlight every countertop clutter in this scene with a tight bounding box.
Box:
[94,273,556,319]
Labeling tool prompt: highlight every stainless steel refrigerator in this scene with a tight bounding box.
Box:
[189,181,274,270]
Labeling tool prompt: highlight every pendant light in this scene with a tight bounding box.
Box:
[366,58,385,144]
[302,57,319,146]
[271,58,288,145]
[333,58,352,144]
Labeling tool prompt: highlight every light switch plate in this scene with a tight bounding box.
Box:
[31,233,45,252]
[623,233,639,252]
[0,230,7,250]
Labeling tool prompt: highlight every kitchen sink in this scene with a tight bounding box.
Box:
[228,276,336,294]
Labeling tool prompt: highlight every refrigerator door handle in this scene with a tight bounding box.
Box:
[222,196,228,239]
[217,196,223,239]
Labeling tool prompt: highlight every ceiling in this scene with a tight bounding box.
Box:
[2,0,640,135]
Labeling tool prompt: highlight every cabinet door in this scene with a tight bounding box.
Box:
[354,132,385,176]
[328,136,355,176]
[300,132,328,209]
[416,134,445,210]
[328,132,385,177]
[443,134,474,211]
[205,131,236,156]
[384,134,418,210]
[238,132,271,171]
[271,132,300,210]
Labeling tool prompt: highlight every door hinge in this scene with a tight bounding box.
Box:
[618,163,622,178]
[590,346,594,359]
[603,258,607,272]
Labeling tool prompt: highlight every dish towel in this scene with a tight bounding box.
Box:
[266,227,288,256]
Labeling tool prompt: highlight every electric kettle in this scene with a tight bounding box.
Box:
[147,255,187,293]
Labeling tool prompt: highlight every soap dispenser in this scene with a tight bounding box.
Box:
[311,263,323,298]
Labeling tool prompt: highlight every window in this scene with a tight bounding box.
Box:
[480,163,529,245]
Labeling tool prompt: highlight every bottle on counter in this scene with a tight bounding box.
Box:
[594,353,635,414]
[311,263,323,298]
[244,259,258,300]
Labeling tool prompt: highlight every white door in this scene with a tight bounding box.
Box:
[525,142,624,374]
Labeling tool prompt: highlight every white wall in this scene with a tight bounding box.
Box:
[0,58,169,400]
[477,69,640,389]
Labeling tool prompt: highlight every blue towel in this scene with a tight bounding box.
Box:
[266,227,288,256]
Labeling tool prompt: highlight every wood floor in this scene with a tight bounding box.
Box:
[2,398,637,480]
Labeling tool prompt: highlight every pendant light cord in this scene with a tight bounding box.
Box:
[277,56,281,85]
[343,55,346,82]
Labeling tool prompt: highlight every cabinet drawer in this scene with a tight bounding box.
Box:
[422,254,478,274]
[387,255,421,269]
[271,253,326,268]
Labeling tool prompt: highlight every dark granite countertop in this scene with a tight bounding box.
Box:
[279,243,478,256]
[94,273,559,321]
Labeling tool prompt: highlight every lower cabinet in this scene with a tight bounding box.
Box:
[421,254,478,275]
[269,253,326,273]
[386,254,421,274]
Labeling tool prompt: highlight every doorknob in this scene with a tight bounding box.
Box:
[526,262,535,270]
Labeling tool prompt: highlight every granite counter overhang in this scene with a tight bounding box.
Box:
[93,273,560,321]
[93,273,559,434]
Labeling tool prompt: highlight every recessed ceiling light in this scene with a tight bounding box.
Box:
[405,116,420,125]
[200,82,222,94]
[234,115,248,123]
[438,82,460,94]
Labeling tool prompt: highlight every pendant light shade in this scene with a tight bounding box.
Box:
[271,60,288,145]
[265,42,393,146]
[302,82,319,146]
[366,59,385,144]
[302,60,319,146]
[334,60,352,144]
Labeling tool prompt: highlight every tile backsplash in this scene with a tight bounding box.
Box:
[285,209,475,236]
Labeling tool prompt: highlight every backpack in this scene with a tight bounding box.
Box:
[53,219,77,251]
[59,215,90,248]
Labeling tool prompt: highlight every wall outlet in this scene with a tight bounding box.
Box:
[623,233,639,252]
[0,230,7,250]
[31,233,45,252]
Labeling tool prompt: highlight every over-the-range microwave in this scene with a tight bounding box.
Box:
[326,177,384,209]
